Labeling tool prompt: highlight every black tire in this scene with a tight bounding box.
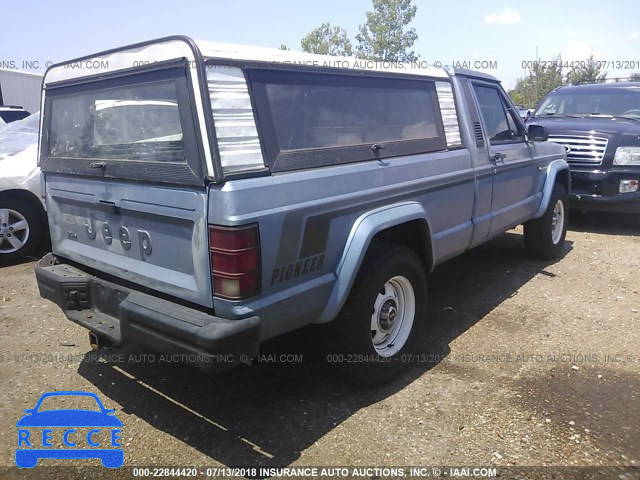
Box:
[0,196,43,266]
[325,244,428,386]
[524,183,568,260]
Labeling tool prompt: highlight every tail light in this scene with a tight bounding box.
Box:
[209,224,260,300]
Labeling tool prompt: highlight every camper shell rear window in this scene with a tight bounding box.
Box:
[49,83,185,163]
[41,63,205,186]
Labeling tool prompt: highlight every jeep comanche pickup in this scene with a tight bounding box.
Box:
[35,36,569,384]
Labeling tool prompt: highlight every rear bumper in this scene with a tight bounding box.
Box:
[569,169,640,213]
[35,254,260,373]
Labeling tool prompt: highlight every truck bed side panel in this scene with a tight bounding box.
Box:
[209,150,475,340]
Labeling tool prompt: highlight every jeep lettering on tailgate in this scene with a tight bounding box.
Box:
[63,215,152,258]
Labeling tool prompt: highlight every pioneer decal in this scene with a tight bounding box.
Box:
[271,253,325,286]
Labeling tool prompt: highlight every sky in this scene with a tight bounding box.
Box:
[1,0,639,89]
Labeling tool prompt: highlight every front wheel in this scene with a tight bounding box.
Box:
[524,183,568,260]
[326,245,427,385]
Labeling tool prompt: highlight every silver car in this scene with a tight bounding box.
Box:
[0,112,46,264]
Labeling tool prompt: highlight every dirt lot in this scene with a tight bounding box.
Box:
[1,213,638,479]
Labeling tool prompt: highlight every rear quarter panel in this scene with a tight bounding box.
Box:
[209,149,475,340]
[0,145,42,201]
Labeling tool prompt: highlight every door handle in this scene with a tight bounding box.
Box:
[97,200,120,214]
[492,153,507,162]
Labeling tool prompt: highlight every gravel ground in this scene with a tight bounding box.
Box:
[0,213,638,479]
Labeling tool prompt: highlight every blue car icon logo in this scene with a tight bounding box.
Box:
[15,391,123,468]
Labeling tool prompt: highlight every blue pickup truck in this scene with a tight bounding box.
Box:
[34,36,568,384]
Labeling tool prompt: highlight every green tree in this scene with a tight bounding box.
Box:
[566,55,607,85]
[355,0,418,62]
[279,44,290,51]
[301,22,353,56]
[509,55,565,108]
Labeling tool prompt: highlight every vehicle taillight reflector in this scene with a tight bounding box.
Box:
[209,225,260,299]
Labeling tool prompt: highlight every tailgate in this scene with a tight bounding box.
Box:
[40,51,215,308]
[45,175,212,307]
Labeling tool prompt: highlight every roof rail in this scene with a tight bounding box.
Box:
[575,77,640,85]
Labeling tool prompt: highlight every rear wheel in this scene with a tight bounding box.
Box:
[0,197,43,266]
[524,183,568,260]
[326,245,427,385]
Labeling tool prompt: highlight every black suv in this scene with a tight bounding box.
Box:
[528,82,640,213]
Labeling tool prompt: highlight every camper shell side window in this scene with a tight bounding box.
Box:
[245,68,449,172]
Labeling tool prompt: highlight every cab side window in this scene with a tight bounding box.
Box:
[473,84,524,144]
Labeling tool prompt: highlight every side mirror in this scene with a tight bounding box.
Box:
[527,124,548,142]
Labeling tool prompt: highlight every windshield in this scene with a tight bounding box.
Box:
[535,87,640,118]
[36,395,102,412]
[93,100,182,145]
[0,110,30,124]
[0,112,39,156]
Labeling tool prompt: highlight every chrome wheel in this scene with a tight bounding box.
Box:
[370,275,416,357]
[551,199,565,245]
[0,209,30,254]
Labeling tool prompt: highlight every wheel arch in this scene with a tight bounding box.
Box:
[0,188,46,215]
[316,201,434,324]
[534,159,570,218]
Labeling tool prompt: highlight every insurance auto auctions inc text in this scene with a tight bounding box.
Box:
[251,466,497,478]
